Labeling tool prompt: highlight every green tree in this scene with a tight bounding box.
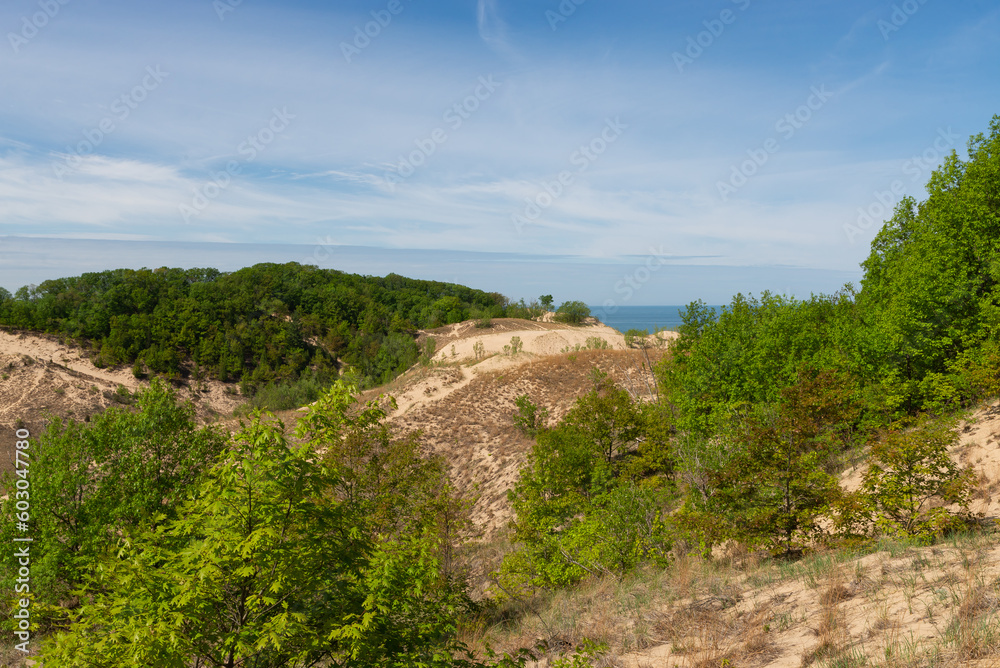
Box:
[657,293,851,437]
[512,394,549,438]
[554,301,590,325]
[0,262,514,393]
[500,374,671,591]
[297,384,475,579]
[623,328,647,348]
[702,369,857,556]
[854,117,1000,413]
[563,371,644,467]
[857,416,975,541]
[539,295,554,311]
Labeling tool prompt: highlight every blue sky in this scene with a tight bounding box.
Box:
[1,0,998,305]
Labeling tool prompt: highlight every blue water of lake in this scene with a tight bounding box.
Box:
[588,305,722,334]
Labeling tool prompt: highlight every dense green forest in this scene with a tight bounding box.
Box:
[2,117,999,666]
[0,264,537,392]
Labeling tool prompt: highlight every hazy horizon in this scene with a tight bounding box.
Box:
[0,236,860,306]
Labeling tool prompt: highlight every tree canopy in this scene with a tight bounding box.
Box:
[0,263,523,391]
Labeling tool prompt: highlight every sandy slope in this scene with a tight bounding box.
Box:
[957,399,1000,519]
[0,329,142,390]
[428,318,629,359]
[837,399,1000,521]
[362,318,674,543]
[0,328,244,475]
[388,318,676,417]
[613,399,1000,668]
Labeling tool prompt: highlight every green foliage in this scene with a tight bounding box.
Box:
[560,337,611,353]
[658,294,854,437]
[500,374,673,592]
[512,394,549,437]
[296,385,473,557]
[0,263,511,390]
[502,336,523,356]
[586,336,610,350]
[548,639,607,668]
[539,295,554,311]
[652,119,1000,556]
[504,298,545,321]
[39,413,366,667]
[854,416,976,541]
[855,116,1000,414]
[242,369,335,412]
[563,371,645,466]
[623,328,647,348]
[701,370,858,556]
[37,382,513,667]
[554,301,590,325]
[421,336,438,366]
[0,381,229,624]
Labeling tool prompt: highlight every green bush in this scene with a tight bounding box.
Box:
[512,394,548,437]
[623,328,647,348]
[554,301,590,325]
[420,336,437,366]
[856,416,976,542]
[35,382,516,667]
[499,375,673,592]
[242,370,334,412]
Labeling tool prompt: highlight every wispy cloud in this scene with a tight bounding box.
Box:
[477,0,520,61]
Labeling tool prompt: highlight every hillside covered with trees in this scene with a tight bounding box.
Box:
[0,264,540,393]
